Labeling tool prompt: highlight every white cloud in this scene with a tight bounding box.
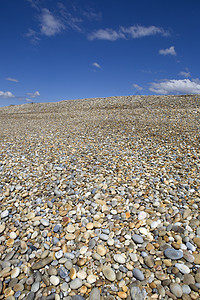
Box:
[40,8,65,36]
[149,79,200,94]
[92,62,101,68]
[120,25,168,38]
[0,91,15,98]
[88,28,125,41]
[133,84,143,91]
[25,28,40,44]
[179,71,191,78]
[5,77,19,83]
[27,91,40,98]
[159,46,176,56]
[88,25,168,41]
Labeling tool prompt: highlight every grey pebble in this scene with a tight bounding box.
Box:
[132,268,144,281]
[132,234,144,244]
[164,248,183,260]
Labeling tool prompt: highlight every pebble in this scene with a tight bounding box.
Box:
[132,268,144,281]
[175,263,190,274]
[70,278,83,289]
[164,248,183,260]
[170,283,183,298]
[132,234,144,244]
[103,265,116,281]
[50,275,60,286]
[114,254,126,264]
[89,287,100,300]
[1,95,200,300]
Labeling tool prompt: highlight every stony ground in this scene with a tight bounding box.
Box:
[0,95,200,300]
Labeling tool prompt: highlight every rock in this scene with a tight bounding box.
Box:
[11,267,20,278]
[70,278,83,289]
[89,287,100,300]
[132,234,144,244]
[1,210,9,218]
[40,218,49,226]
[193,237,200,248]
[130,286,147,300]
[96,244,106,256]
[144,256,154,268]
[102,265,116,281]
[32,257,54,270]
[31,281,40,292]
[133,268,144,281]
[138,211,147,220]
[175,263,190,274]
[50,275,60,286]
[114,254,126,264]
[170,283,183,298]
[0,223,5,233]
[164,248,183,259]
[193,253,200,264]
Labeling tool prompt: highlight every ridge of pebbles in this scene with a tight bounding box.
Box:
[0,95,200,299]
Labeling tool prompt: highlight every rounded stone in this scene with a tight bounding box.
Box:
[170,283,183,298]
[133,268,144,281]
[114,254,126,264]
[175,263,190,274]
[132,234,144,244]
[40,218,49,226]
[89,287,100,300]
[50,275,60,286]
[96,245,106,256]
[164,248,183,260]
[102,265,116,281]
[11,267,20,279]
[9,232,17,239]
[0,223,5,233]
[69,278,83,289]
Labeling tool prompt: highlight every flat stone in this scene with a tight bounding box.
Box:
[32,257,54,270]
[144,256,154,268]
[31,281,40,292]
[40,218,49,226]
[96,244,106,256]
[170,283,183,298]
[193,253,200,264]
[175,263,190,274]
[164,248,183,260]
[89,287,100,300]
[0,223,5,233]
[130,286,147,300]
[11,267,20,278]
[70,278,83,289]
[102,265,116,281]
[193,237,200,248]
[133,268,144,281]
[132,234,144,244]
[50,275,60,286]
[1,210,9,218]
[114,254,126,264]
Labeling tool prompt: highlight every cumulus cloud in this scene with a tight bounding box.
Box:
[149,79,200,94]
[88,25,168,41]
[159,46,176,56]
[5,77,19,83]
[40,8,65,36]
[0,91,15,98]
[26,91,40,98]
[133,84,143,91]
[92,62,101,68]
[179,71,191,78]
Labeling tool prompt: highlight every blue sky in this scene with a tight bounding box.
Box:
[1,0,200,106]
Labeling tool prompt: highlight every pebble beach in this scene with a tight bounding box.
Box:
[0,94,200,300]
